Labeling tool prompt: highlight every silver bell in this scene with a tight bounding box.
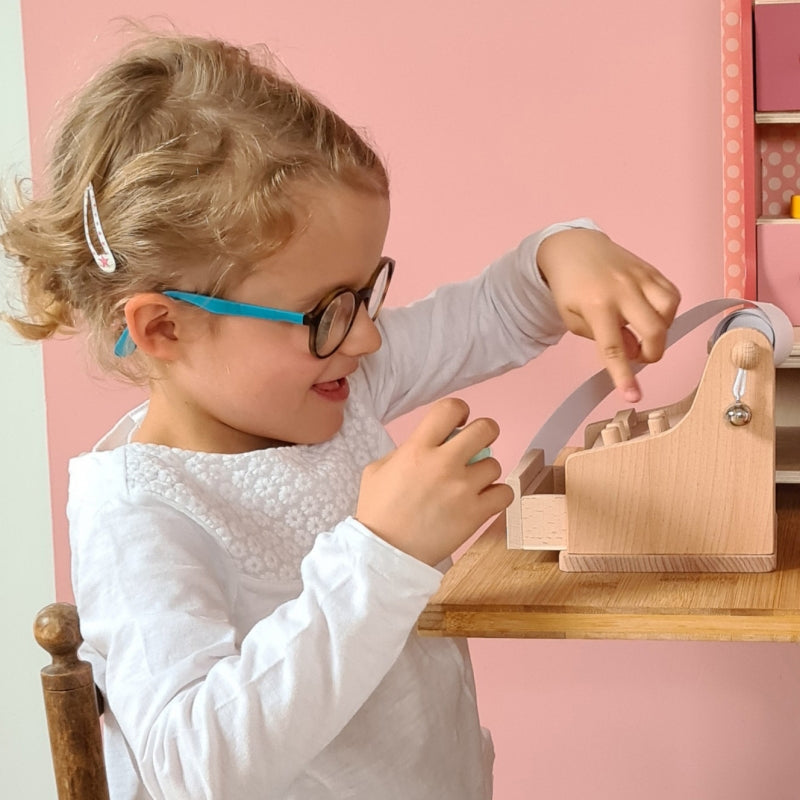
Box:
[725,403,752,426]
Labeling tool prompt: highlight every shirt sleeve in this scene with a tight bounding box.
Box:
[70,491,442,799]
[362,218,600,422]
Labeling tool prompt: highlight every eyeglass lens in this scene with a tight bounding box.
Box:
[314,260,392,357]
[366,264,390,317]
[316,293,356,356]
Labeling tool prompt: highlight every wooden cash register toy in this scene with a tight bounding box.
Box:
[506,301,791,573]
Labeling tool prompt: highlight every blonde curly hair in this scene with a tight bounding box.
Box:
[1,32,389,380]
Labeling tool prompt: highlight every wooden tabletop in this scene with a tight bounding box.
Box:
[417,484,800,642]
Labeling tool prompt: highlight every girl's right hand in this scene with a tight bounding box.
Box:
[355,397,513,566]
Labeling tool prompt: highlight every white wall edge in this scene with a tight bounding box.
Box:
[0,1,58,797]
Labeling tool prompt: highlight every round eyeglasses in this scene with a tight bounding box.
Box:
[114,257,395,359]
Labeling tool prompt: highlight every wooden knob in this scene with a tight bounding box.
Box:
[601,423,623,445]
[648,409,670,435]
[34,602,82,660]
[731,340,759,370]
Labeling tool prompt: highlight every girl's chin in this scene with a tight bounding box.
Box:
[291,406,346,446]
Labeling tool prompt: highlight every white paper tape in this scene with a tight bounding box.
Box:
[524,299,793,463]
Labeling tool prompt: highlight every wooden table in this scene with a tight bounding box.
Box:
[417,485,800,642]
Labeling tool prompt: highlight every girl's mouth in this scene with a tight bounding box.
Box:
[311,376,350,402]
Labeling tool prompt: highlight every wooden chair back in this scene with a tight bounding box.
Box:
[34,602,110,800]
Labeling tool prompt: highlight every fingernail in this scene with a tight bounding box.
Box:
[623,387,641,403]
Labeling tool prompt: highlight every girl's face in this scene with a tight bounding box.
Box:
[142,183,391,453]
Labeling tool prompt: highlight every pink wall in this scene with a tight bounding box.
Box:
[20,1,800,798]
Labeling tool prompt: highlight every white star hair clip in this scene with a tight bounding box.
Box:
[83,182,117,273]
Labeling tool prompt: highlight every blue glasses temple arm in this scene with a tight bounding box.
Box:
[113,291,308,358]
[163,291,307,324]
[114,328,135,358]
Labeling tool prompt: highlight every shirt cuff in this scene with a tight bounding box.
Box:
[527,217,602,290]
[338,516,444,592]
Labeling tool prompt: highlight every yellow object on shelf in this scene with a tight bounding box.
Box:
[791,195,800,219]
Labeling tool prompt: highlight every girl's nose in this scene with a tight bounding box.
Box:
[339,304,382,356]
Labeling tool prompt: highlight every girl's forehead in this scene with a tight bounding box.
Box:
[294,183,390,247]
[240,186,390,301]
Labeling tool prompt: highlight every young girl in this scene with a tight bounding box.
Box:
[3,33,679,800]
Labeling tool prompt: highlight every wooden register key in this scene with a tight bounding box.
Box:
[647,409,670,435]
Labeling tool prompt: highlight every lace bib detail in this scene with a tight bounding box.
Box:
[121,376,391,581]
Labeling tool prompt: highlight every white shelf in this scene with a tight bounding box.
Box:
[777,328,800,366]
[757,216,800,224]
[756,111,800,124]
[776,356,800,481]
[777,428,800,482]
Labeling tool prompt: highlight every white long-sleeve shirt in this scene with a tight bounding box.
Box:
[68,220,594,799]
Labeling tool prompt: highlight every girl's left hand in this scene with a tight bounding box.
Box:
[536,227,681,403]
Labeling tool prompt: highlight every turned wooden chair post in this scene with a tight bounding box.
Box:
[34,602,109,800]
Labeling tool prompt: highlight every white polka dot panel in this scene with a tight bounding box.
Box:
[722,0,749,298]
[760,125,800,217]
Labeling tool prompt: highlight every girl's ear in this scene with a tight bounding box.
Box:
[123,293,181,360]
